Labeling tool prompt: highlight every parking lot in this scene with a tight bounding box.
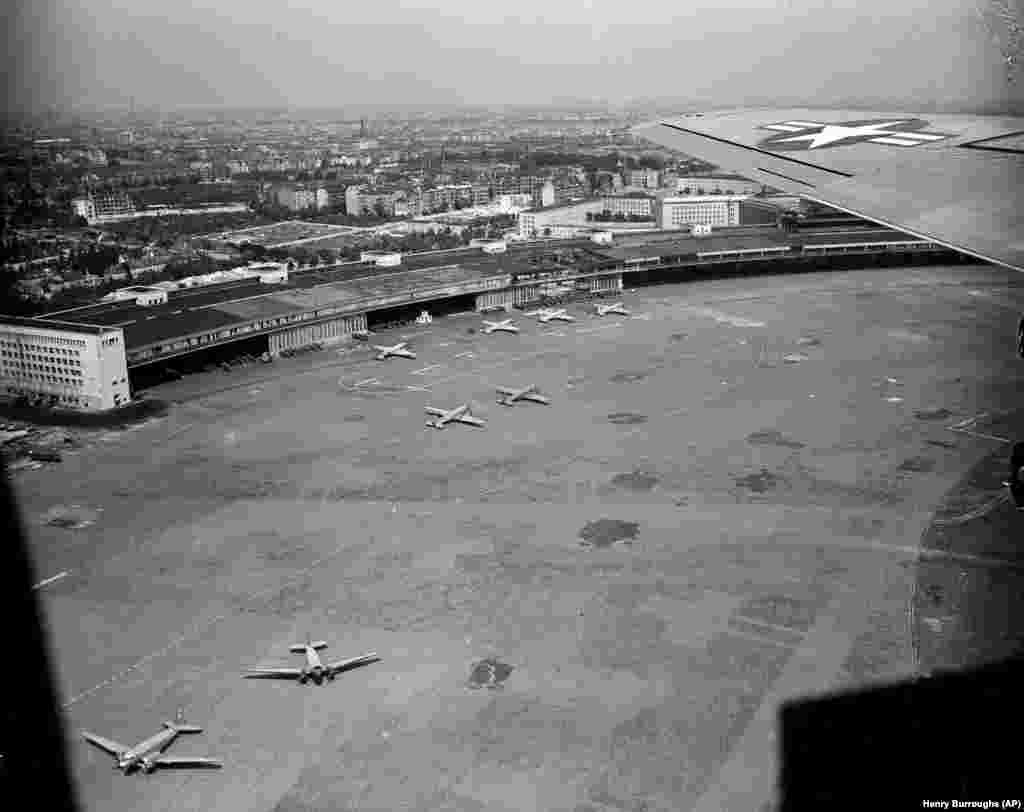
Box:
[15,262,1024,811]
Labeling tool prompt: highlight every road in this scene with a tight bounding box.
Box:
[13,262,1024,811]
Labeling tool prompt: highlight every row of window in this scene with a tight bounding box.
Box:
[0,336,87,349]
[2,360,82,375]
[8,371,83,387]
[6,386,86,407]
[2,351,81,368]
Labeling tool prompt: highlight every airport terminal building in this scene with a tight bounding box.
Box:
[0,316,130,410]
[0,226,955,412]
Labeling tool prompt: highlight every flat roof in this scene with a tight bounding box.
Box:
[0,315,112,336]
[22,225,911,352]
[33,254,519,350]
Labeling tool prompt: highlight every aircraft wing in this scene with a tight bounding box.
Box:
[326,652,380,675]
[495,387,517,396]
[456,415,486,427]
[635,109,1024,272]
[424,407,446,417]
[522,394,550,404]
[82,731,127,756]
[243,667,303,679]
[152,756,223,769]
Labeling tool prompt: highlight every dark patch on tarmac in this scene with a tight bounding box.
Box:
[465,327,476,334]
[926,439,958,449]
[669,332,688,342]
[734,467,783,493]
[855,290,880,299]
[797,336,822,347]
[611,470,660,491]
[342,413,366,422]
[914,407,954,421]
[898,456,936,473]
[467,658,513,690]
[608,412,648,425]
[746,429,805,449]
[610,370,649,384]
[578,519,640,548]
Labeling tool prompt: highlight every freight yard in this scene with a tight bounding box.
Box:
[12,259,1024,811]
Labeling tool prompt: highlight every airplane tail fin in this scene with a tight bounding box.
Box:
[290,637,328,653]
[164,709,202,733]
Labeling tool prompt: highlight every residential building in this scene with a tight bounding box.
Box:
[658,195,745,229]
[70,191,136,224]
[0,316,130,411]
[627,167,660,189]
[273,184,329,212]
[600,193,656,218]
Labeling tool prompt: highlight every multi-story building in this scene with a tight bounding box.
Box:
[345,186,405,217]
[600,193,656,218]
[0,316,130,411]
[626,167,660,189]
[658,195,745,230]
[71,197,96,223]
[70,191,136,224]
[675,174,763,196]
[273,184,329,212]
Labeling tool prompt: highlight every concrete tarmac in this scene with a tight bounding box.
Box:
[14,263,1024,811]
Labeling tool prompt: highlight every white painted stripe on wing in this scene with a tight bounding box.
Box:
[894,131,946,140]
[870,137,921,146]
[784,120,824,127]
[763,124,804,132]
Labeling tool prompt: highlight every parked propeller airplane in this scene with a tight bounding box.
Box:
[82,710,223,774]
[244,637,380,684]
[595,302,629,316]
[496,384,551,406]
[525,308,575,323]
[374,341,416,360]
[482,319,519,334]
[425,404,486,429]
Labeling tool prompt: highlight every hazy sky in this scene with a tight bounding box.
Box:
[4,0,1022,113]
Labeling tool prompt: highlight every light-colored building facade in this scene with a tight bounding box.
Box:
[273,184,329,212]
[675,175,763,196]
[627,168,661,189]
[71,191,136,224]
[0,317,130,411]
[658,195,745,229]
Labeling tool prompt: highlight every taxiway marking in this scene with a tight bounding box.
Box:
[411,364,442,375]
[354,378,379,387]
[61,536,369,709]
[33,571,70,590]
[453,352,475,359]
[405,385,432,392]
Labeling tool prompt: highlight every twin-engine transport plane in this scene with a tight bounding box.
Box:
[496,384,551,406]
[482,318,519,334]
[244,637,380,684]
[525,308,576,323]
[595,302,629,316]
[374,341,416,360]
[82,710,223,774]
[424,404,486,429]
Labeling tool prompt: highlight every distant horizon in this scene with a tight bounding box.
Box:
[7,95,1024,123]
[4,1,1021,121]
